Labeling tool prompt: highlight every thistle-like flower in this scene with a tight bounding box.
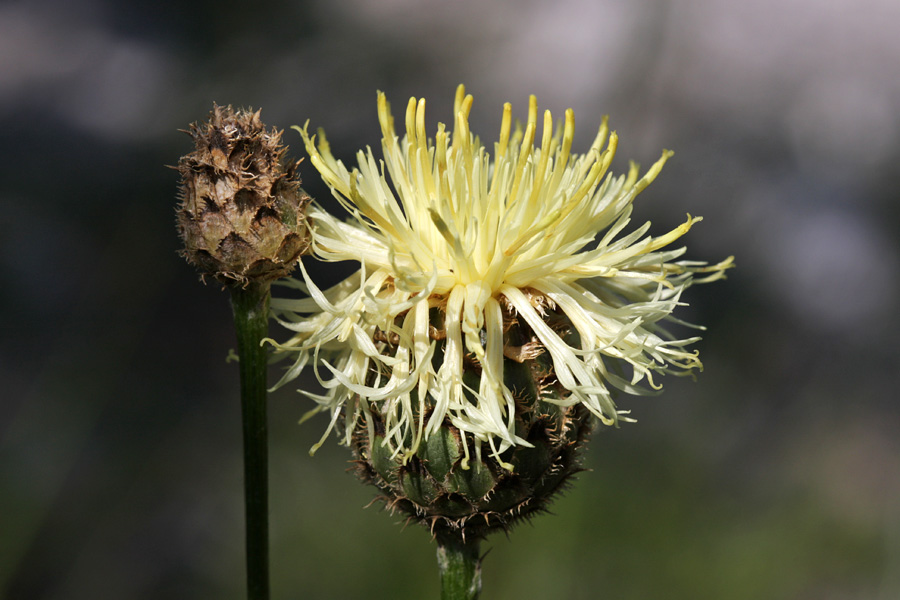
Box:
[271,86,732,536]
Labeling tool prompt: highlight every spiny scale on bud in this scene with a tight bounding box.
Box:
[351,297,594,541]
[176,104,311,285]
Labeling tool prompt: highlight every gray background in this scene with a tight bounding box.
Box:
[2,0,898,598]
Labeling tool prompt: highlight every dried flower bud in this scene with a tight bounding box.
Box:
[176,104,311,285]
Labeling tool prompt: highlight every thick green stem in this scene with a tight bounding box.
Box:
[436,533,482,600]
[230,282,271,600]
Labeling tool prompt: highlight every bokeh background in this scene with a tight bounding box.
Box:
[2,0,899,598]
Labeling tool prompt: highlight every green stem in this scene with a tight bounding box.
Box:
[230,282,271,600]
[436,533,482,600]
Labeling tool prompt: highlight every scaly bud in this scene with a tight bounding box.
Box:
[176,104,311,285]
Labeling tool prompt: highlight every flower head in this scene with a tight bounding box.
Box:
[271,86,732,468]
[176,104,312,285]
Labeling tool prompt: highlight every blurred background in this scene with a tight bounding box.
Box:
[2,0,898,598]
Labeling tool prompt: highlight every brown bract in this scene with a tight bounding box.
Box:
[176,104,311,285]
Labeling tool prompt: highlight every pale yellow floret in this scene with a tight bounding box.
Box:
[276,85,732,462]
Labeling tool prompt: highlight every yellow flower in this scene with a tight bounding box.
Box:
[270,85,732,466]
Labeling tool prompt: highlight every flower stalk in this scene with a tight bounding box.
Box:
[231,282,271,600]
[436,533,482,600]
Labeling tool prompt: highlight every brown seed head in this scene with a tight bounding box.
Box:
[176,104,311,285]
